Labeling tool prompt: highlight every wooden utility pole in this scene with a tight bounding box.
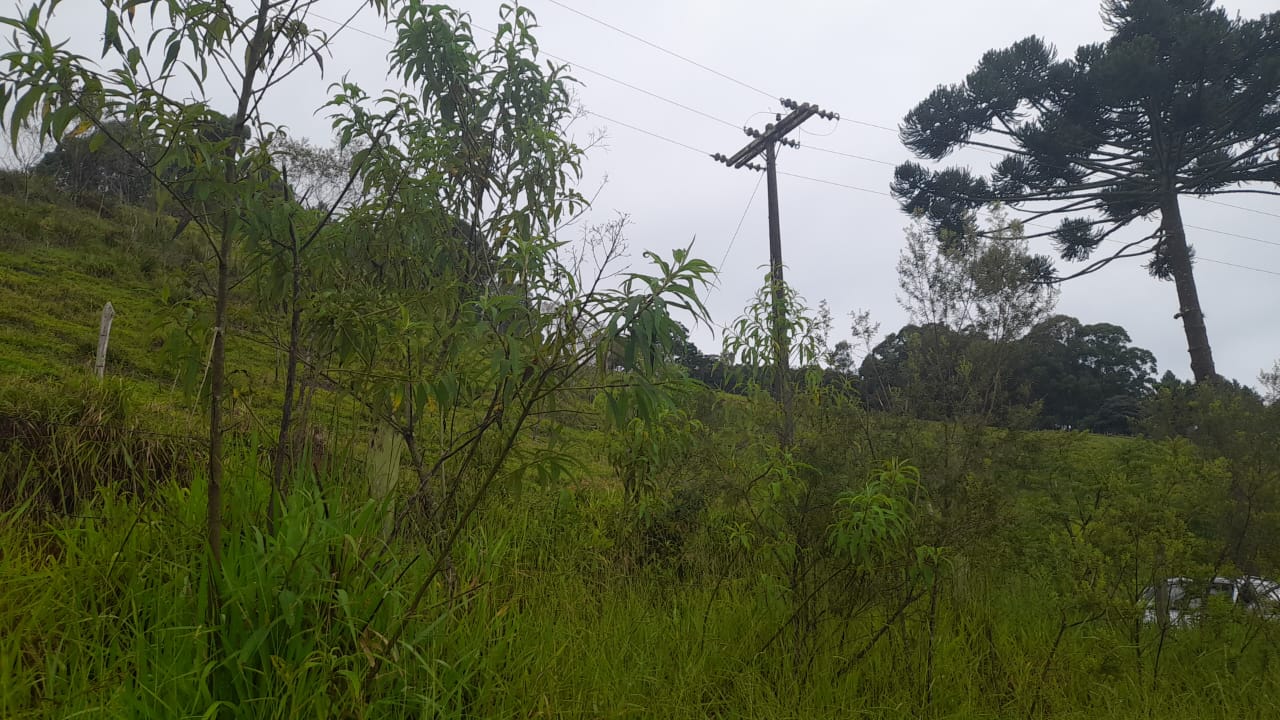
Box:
[713,99,838,443]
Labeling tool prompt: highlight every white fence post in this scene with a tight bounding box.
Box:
[95,301,115,380]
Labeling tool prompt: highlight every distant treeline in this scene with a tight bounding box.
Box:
[672,318,1259,435]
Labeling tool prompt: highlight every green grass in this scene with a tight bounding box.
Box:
[3,183,1279,718]
[5,460,1280,719]
[0,228,167,382]
[0,189,323,433]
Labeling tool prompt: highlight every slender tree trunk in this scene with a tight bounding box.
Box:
[1159,193,1217,383]
[207,249,230,569]
[1027,615,1069,720]
[207,0,274,569]
[923,579,941,710]
[268,239,303,534]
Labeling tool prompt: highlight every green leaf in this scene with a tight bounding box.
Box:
[103,10,119,56]
[433,373,458,409]
[10,86,42,147]
[48,104,79,140]
[413,381,430,419]
[163,40,180,71]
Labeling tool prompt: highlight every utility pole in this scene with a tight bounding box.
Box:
[713,99,838,444]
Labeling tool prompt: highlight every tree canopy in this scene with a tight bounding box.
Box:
[1017,314,1158,432]
[891,0,1280,383]
[31,112,237,207]
[855,315,1159,433]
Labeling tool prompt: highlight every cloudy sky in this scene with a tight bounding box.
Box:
[33,0,1280,384]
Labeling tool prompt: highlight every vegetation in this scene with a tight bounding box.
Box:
[2,1,1280,719]
[891,0,1280,382]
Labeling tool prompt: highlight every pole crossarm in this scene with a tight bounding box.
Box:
[710,99,838,170]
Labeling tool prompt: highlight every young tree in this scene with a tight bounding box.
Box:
[1261,360,1280,405]
[869,211,1056,419]
[0,118,42,172]
[0,0,381,565]
[891,0,1280,383]
[897,211,1058,343]
[309,4,717,560]
[824,340,855,376]
[273,135,366,212]
[721,276,828,445]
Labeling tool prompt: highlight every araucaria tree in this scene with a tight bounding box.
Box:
[891,0,1280,383]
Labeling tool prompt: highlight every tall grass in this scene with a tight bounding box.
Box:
[5,448,1280,718]
[2,374,1277,718]
[0,377,198,516]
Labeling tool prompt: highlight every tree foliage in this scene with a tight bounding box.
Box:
[1018,314,1158,432]
[892,0,1280,382]
[860,314,1159,433]
[30,113,238,208]
[300,4,719,569]
[0,0,365,566]
[897,210,1058,343]
[32,118,151,203]
[1260,360,1280,405]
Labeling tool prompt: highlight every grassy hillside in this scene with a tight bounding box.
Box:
[3,185,1280,719]
[0,181,345,450]
[0,196,170,380]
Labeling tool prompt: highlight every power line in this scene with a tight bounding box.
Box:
[311,10,387,44]
[1197,256,1280,277]
[539,0,778,102]
[848,119,1280,222]
[312,11,741,133]
[583,110,711,155]
[561,59,738,130]
[844,118,899,134]
[823,113,1280,221]
[308,12,1280,279]
[720,173,765,272]
[1184,223,1280,249]
[776,170,892,198]
[313,4,883,147]
[530,1,908,157]
[1199,197,1280,220]
[800,118,842,138]
[524,2,911,154]
[802,145,897,167]
[1017,218,1280,277]
[529,4,1280,227]
[559,74,898,167]
[313,12,903,169]
[527,2,906,168]
[552,113,1280,279]
[653,123,1280,278]
[327,7,1269,235]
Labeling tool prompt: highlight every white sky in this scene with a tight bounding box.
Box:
[26,0,1280,385]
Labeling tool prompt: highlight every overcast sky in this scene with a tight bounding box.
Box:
[32,0,1280,385]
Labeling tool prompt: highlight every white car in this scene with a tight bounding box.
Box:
[1140,576,1279,626]
[1237,576,1280,617]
